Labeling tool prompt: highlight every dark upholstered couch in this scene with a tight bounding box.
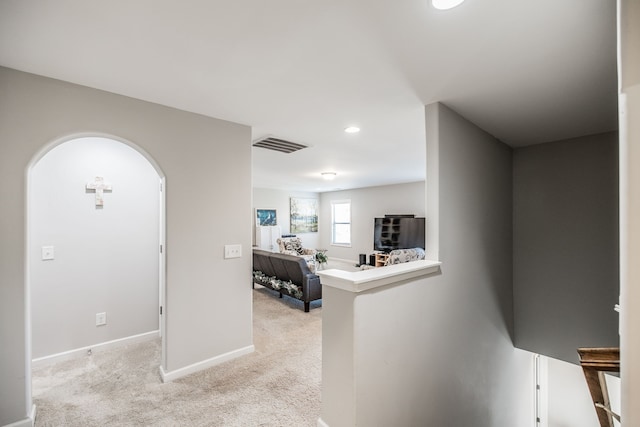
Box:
[252,249,322,312]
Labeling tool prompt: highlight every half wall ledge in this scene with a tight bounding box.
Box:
[317,259,442,293]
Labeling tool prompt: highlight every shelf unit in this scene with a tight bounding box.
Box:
[374,253,389,267]
[255,225,281,252]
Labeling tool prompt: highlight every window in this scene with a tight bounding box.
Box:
[331,200,351,246]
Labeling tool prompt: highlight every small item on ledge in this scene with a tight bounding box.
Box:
[315,249,328,267]
[359,254,367,265]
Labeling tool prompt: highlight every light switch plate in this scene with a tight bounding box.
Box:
[224,244,242,259]
[42,246,54,260]
[96,312,107,326]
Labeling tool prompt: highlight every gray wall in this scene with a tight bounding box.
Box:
[417,103,534,425]
[318,181,425,262]
[0,67,252,425]
[513,132,619,363]
[30,137,159,359]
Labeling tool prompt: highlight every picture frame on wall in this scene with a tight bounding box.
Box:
[290,198,318,233]
[256,208,278,226]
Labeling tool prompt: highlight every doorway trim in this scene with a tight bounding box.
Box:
[24,132,167,419]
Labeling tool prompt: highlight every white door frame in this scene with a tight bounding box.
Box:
[617,0,640,423]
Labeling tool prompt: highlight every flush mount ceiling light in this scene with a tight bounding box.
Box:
[344,126,360,134]
[432,0,465,10]
[321,172,337,180]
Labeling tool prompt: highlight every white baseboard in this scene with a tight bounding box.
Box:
[3,404,36,427]
[32,330,159,367]
[317,417,329,427]
[159,344,255,383]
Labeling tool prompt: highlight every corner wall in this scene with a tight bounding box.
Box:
[420,103,533,425]
[513,133,619,364]
[0,67,253,426]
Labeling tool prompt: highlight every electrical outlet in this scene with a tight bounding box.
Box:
[224,244,242,259]
[96,312,107,326]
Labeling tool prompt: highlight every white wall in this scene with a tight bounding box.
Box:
[540,356,619,427]
[30,137,159,359]
[0,67,253,426]
[252,187,319,249]
[318,181,425,263]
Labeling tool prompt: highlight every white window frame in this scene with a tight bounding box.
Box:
[331,199,351,247]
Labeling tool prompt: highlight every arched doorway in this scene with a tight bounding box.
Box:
[26,135,166,397]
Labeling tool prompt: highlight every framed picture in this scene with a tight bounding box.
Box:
[290,198,318,233]
[256,208,278,226]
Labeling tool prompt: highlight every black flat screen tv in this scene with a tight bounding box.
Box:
[373,217,425,252]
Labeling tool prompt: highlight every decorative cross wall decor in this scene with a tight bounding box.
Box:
[86,176,113,206]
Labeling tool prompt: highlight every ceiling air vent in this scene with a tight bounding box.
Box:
[252,137,307,154]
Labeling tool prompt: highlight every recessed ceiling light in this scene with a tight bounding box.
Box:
[344,126,360,134]
[321,172,337,180]
[432,0,465,10]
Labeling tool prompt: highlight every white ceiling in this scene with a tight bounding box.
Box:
[0,0,618,192]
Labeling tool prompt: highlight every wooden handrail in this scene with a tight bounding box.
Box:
[577,347,620,427]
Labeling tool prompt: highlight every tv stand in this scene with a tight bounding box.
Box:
[374,253,389,267]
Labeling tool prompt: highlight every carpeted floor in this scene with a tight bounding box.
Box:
[32,287,322,426]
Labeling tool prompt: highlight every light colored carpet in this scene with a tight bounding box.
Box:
[33,287,322,426]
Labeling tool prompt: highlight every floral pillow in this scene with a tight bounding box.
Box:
[385,247,426,265]
[283,238,305,255]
